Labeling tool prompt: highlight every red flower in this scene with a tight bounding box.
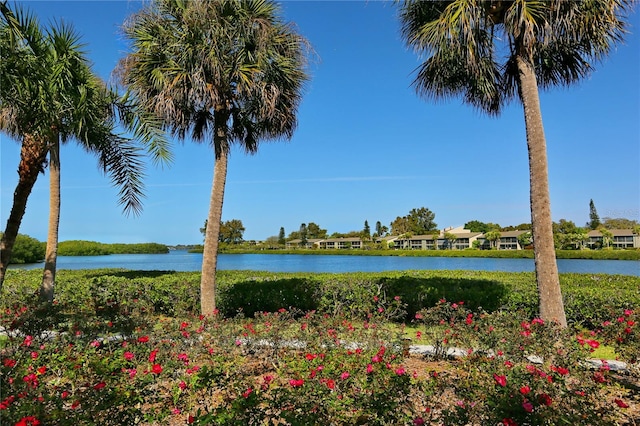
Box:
[519,386,531,395]
[151,364,163,374]
[36,366,46,375]
[149,349,159,363]
[93,382,106,390]
[3,358,16,368]
[538,393,553,406]
[124,351,135,361]
[413,418,425,425]
[502,418,518,426]
[493,374,507,387]
[614,399,629,408]
[522,399,534,413]
[289,379,304,387]
[325,379,335,390]
[15,416,40,426]
[395,367,406,376]
[586,339,600,349]
[137,336,149,343]
[242,387,253,398]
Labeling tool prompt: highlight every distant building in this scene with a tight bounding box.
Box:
[586,229,639,249]
[282,227,637,251]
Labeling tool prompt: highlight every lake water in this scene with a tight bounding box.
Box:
[9,251,640,276]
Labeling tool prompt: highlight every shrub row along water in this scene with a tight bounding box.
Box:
[3,269,638,330]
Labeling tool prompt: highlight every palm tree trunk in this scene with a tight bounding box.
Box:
[200,150,228,315]
[516,56,567,327]
[0,135,48,290]
[41,138,60,303]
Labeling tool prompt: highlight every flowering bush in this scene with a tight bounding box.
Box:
[1,270,638,425]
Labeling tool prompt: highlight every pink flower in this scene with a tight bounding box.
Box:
[289,379,304,387]
[366,364,374,374]
[124,351,135,361]
[395,367,406,376]
[90,340,101,348]
[172,408,181,415]
[493,374,507,387]
[340,372,350,380]
[243,388,253,398]
[413,418,425,425]
[179,381,187,390]
[522,399,534,413]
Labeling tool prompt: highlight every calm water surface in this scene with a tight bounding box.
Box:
[10,251,640,276]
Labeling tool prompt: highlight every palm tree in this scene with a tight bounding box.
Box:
[399,0,632,327]
[119,0,309,315]
[485,231,502,250]
[0,3,170,298]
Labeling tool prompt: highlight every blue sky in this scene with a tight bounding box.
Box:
[1,1,639,245]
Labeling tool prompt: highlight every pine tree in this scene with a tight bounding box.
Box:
[278,227,286,245]
[363,220,371,240]
[588,199,601,230]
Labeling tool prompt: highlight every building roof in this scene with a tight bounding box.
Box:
[586,229,637,237]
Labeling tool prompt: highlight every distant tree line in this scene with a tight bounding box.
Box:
[57,241,168,256]
[0,233,44,264]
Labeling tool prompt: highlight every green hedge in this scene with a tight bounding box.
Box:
[3,269,638,331]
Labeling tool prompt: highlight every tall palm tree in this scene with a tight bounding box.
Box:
[0,2,170,298]
[119,0,309,315]
[399,0,632,327]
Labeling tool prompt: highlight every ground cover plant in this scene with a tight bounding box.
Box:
[1,269,638,425]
